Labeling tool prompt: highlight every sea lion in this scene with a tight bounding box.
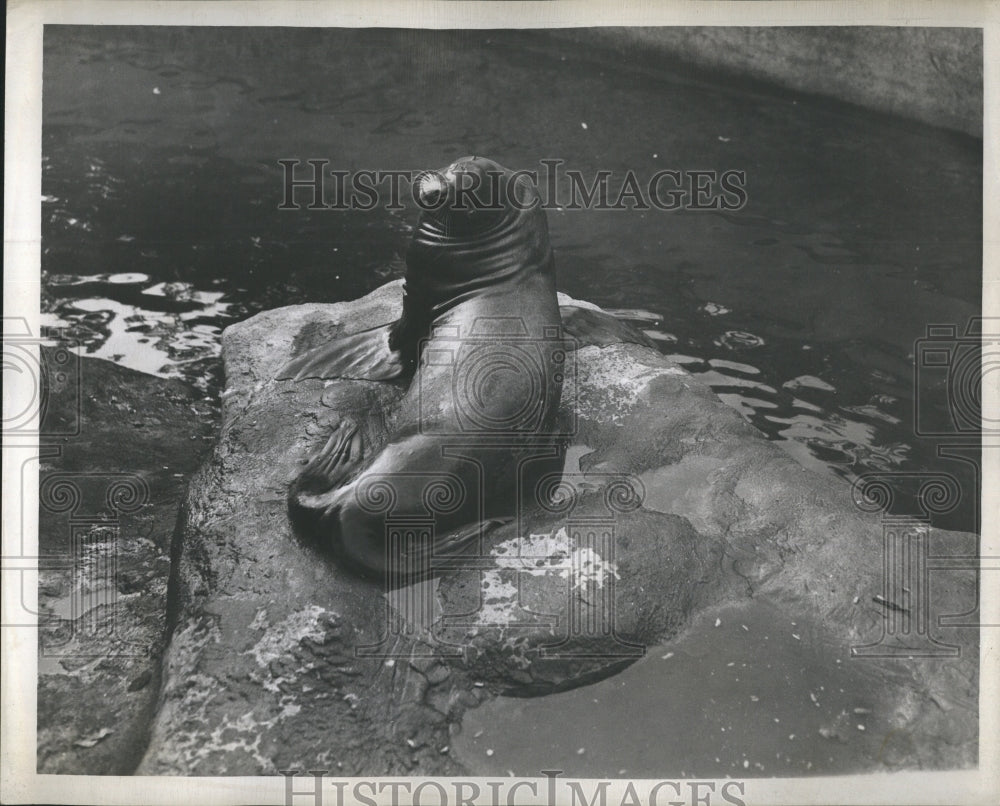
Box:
[280,156,653,579]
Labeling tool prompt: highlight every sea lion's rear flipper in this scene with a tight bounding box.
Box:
[560,305,658,351]
[277,325,406,382]
[288,421,364,544]
[294,422,364,496]
[434,517,512,558]
[390,518,513,582]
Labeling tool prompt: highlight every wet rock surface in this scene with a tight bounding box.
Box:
[36,349,217,774]
[132,281,977,775]
[136,292,467,775]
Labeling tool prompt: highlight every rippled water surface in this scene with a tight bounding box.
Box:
[41,27,982,532]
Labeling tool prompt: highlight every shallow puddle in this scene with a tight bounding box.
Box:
[454,599,902,777]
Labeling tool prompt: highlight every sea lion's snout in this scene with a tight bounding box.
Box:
[416,171,448,208]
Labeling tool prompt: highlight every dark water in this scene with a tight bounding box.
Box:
[42,27,982,533]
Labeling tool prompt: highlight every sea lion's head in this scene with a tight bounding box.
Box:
[405,157,554,316]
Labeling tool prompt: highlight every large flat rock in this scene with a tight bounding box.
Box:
[137,280,978,775]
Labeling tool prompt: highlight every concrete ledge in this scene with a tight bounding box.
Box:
[549,27,982,138]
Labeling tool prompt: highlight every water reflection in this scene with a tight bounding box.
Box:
[41,276,231,387]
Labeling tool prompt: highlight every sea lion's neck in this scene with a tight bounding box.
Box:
[392,205,554,369]
[409,207,552,304]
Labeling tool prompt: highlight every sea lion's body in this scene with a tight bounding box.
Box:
[283,158,568,578]
[283,157,656,578]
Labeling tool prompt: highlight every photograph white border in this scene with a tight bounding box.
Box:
[4,2,997,804]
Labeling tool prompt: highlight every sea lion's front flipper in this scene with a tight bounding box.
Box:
[560,305,658,350]
[277,325,406,382]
